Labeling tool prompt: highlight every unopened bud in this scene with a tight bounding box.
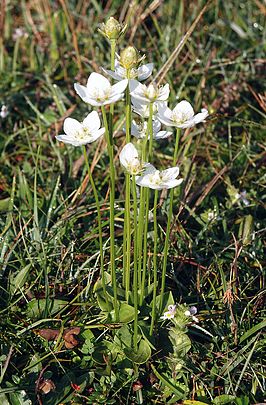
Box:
[120,46,139,69]
[146,84,158,101]
[99,17,127,41]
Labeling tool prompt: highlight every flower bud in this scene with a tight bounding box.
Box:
[146,84,158,101]
[120,46,139,69]
[99,17,127,41]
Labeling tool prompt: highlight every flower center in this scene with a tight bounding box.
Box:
[92,87,111,102]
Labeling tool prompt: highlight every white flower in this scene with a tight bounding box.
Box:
[158,100,208,128]
[131,119,172,140]
[130,80,170,104]
[102,59,153,82]
[0,105,8,118]
[56,111,105,147]
[161,304,177,320]
[136,166,183,190]
[74,72,128,106]
[185,306,199,323]
[235,190,249,206]
[131,98,167,119]
[119,143,151,175]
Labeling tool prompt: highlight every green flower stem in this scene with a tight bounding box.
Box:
[150,189,159,336]
[124,173,131,301]
[159,128,181,313]
[132,176,139,350]
[148,103,154,160]
[139,102,154,303]
[140,187,149,304]
[82,145,106,297]
[101,106,118,321]
[108,39,116,133]
[123,70,132,300]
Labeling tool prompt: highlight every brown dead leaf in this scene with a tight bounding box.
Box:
[63,327,81,349]
[36,326,81,348]
[37,329,59,341]
[38,379,56,394]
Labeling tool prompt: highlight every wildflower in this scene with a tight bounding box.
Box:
[102,58,153,82]
[119,142,150,175]
[0,105,8,119]
[235,190,250,206]
[184,306,199,323]
[161,304,177,320]
[98,17,127,41]
[136,166,183,190]
[130,81,170,104]
[131,98,166,119]
[158,100,208,128]
[74,72,128,107]
[131,119,172,140]
[56,111,104,147]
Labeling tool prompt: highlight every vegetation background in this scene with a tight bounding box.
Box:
[0,0,265,404]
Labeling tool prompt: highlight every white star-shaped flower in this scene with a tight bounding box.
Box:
[56,111,105,147]
[102,59,153,82]
[119,143,151,175]
[131,119,172,140]
[74,72,128,106]
[136,165,183,190]
[129,80,170,104]
[158,100,208,128]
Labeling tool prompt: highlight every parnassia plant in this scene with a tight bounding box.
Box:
[55,15,209,400]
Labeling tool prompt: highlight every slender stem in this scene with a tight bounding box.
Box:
[123,71,132,300]
[101,106,118,320]
[132,176,139,350]
[82,145,106,296]
[139,103,154,302]
[148,103,154,160]
[108,39,116,133]
[140,187,149,303]
[124,173,131,301]
[150,189,159,335]
[159,128,181,313]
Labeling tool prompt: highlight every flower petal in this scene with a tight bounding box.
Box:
[63,118,82,136]
[82,111,101,131]
[154,130,172,139]
[101,67,123,81]
[161,167,180,181]
[163,178,183,189]
[111,79,128,96]
[173,100,194,120]
[119,142,139,170]
[87,72,111,92]
[86,128,105,143]
[74,83,89,102]
[56,134,80,146]
[158,83,170,101]
[138,63,154,81]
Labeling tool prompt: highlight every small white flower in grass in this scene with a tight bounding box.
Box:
[158,100,208,128]
[131,119,172,140]
[184,306,199,323]
[102,58,153,82]
[74,72,128,107]
[130,80,170,104]
[56,111,105,147]
[161,304,177,320]
[136,165,183,190]
[0,105,8,118]
[119,142,151,175]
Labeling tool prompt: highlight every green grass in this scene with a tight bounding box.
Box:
[0,1,265,404]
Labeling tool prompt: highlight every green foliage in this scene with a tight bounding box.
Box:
[0,0,265,404]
